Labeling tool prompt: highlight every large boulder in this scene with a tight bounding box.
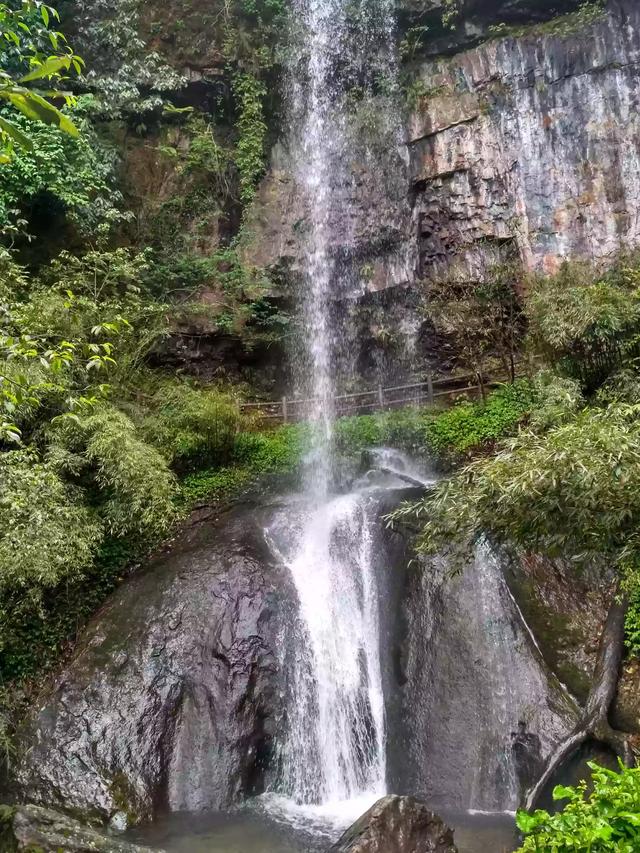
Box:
[0,804,159,853]
[12,503,295,825]
[329,795,457,853]
[388,543,579,812]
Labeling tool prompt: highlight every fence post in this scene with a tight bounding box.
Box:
[377,385,384,409]
[282,396,288,423]
[427,373,434,405]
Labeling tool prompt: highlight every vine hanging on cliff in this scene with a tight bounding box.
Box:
[232,72,267,206]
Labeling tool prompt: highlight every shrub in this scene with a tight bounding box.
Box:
[516,763,640,852]
[526,258,640,389]
[0,449,102,595]
[0,102,128,238]
[391,404,640,572]
[142,382,242,471]
[51,406,177,538]
[232,424,309,473]
[425,380,536,458]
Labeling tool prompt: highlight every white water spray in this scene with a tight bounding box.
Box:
[265,0,406,821]
[268,495,386,809]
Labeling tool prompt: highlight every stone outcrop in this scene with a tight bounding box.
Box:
[0,804,159,853]
[12,504,295,825]
[328,795,457,853]
[236,1,640,381]
[408,0,640,281]
[248,1,640,291]
[505,552,640,736]
[388,543,579,811]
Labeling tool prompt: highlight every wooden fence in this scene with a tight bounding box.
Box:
[240,371,509,423]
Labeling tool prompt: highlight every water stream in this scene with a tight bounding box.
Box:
[269,0,406,823]
[268,494,386,807]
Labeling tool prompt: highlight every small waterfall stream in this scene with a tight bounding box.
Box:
[267,494,387,809]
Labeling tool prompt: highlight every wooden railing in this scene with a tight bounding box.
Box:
[240,371,510,423]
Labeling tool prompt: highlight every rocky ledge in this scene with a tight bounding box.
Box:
[329,795,458,853]
[0,804,160,853]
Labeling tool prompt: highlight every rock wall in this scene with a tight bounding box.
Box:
[237,0,640,382]
[13,505,295,825]
[409,0,640,282]
[388,543,579,812]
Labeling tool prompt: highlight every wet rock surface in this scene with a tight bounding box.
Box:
[0,803,159,853]
[328,795,457,853]
[408,0,640,282]
[12,503,295,824]
[389,544,579,811]
[504,551,640,736]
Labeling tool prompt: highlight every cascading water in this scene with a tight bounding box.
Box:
[267,495,387,810]
[264,0,406,819]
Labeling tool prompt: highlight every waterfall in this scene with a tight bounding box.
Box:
[267,495,386,809]
[264,0,405,817]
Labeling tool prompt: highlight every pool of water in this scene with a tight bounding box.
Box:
[127,799,518,853]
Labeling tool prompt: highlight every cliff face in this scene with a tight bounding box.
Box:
[247,1,640,280]
[409,0,640,283]
[234,0,640,381]
[72,0,640,383]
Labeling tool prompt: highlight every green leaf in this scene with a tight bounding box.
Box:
[0,114,33,150]
[19,56,71,83]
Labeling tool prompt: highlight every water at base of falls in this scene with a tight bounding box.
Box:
[264,488,387,824]
[128,805,519,853]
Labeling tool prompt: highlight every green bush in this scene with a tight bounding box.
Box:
[82,407,177,537]
[526,258,640,389]
[232,424,309,472]
[425,380,536,457]
[516,763,640,852]
[0,532,143,682]
[0,100,128,238]
[142,382,242,471]
[0,449,102,595]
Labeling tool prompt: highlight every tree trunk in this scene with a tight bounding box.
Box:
[524,588,632,810]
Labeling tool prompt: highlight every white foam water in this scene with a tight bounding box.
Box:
[266,493,386,814]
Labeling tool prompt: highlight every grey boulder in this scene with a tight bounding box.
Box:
[329,795,458,853]
[0,803,160,852]
[13,503,295,824]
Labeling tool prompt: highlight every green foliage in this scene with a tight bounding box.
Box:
[0,247,166,443]
[0,98,128,237]
[622,557,640,657]
[0,531,143,682]
[0,1,83,158]
[146,115,233,260]
[527,372,584,431]
[232,72,267,205]
[425,380,536,458]
[399,26,429,62]
[0,449,101,595]
[179,464,254,505]
[142,382,241,471]
[391,404,640,572]
[176,423,307,504]
[51,405,177,537]
[489,1,606,41]
[516,762,640,852]
[232,424,308,472]
[526,259,640,389]
[70,0,185,119]
[441,0,460,30]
